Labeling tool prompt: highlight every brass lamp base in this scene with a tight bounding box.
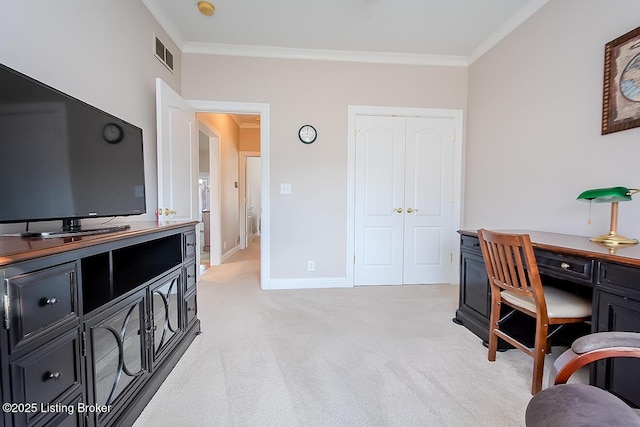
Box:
[588,201,638,245]
[590,232,638,245]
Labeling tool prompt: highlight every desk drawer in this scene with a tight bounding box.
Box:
[460,235,481,252]
[599,262,640,295]
[535,251,593,285]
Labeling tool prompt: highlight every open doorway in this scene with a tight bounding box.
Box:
[155,81,270,288]
[195,112,263,284]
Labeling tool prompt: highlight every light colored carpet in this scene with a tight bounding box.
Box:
[133,241,574,427]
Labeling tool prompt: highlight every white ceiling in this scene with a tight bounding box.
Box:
[143,0,550,66]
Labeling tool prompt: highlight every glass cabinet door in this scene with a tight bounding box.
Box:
[151,272,182,363]
[89,290,148,413]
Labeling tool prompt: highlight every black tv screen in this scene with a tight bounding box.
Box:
[0,63,146,233]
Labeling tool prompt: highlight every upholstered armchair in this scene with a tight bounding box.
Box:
[525,331,640,426]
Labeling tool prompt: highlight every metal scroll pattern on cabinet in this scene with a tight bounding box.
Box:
[93,301,145,407]
[152,277,180,354]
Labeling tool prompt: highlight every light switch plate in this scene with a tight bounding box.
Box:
[280,183,292,194]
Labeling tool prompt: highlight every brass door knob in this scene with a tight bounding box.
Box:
[394,208,403,213]
[164,208,177,216]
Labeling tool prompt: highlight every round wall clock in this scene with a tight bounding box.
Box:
[103,123,124,143]
[298,125,317,144]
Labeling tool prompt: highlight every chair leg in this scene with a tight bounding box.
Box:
[531,319,549,395]
[487,299,501,362]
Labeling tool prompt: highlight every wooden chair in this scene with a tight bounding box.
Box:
[525,332,640,426]
[477,229,592,394]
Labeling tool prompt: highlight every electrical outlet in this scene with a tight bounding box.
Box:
[307,260,315,272]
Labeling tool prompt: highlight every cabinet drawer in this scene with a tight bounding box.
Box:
[6,262,77,351]
[185,291,197,327]
[535,251,593,285]
[10,329,82,426]
[184,231,197,259]
[185,261,197,292]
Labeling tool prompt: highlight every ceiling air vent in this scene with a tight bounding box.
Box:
[154,34,174,72]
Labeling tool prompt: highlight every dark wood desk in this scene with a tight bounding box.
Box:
[455,229,640,407]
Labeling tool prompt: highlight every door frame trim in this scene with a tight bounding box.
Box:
[188,100,271,290]
[197,121,222,266]
[346,105,464,286]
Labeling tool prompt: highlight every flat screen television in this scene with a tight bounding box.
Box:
[0,63,146,237]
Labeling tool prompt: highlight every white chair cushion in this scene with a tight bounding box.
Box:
[501,286,592,319]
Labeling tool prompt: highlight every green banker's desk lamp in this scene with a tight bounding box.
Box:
[577,186,640,245]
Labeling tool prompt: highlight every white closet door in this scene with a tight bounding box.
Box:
[354,115,456,286]
[354,116,406,285]
[403,117,455,284]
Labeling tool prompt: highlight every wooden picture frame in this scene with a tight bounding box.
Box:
[602,26,640,134]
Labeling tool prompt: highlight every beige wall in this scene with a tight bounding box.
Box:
[240,127,260,152]
[182,54,467,280]
[0,0,180,232]
[10,1,629,284]
[465,0,640,239]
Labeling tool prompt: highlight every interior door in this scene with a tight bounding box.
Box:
[403,117,455,284]
[354,115,455,286]
[354,116,406,285]
[155,78,198,224]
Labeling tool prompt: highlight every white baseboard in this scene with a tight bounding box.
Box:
[221,245,240,262]
[267,277,351,290]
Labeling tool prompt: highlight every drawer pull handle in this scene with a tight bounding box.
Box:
[560,262,571,270]
[47,371,63,381]
[46,298,59,307]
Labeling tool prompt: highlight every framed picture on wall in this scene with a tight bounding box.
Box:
[602,25,640,134]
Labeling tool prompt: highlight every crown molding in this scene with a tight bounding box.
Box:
[142,0,185,49]
[183,42,468,67]
[468,0,550,64]
[144,0,548,67]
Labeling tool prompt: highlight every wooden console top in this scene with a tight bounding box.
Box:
[0,221,197,266]
[459,229,640,268]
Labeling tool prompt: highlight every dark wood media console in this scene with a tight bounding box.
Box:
[0,222,201,427]
[455,229,640,407]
